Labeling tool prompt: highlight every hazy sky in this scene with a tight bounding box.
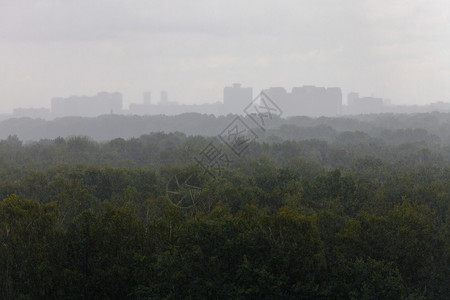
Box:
[1,0,450,113]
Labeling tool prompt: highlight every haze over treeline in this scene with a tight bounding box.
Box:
[1,112,449,144]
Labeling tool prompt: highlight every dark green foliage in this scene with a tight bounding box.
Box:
[0,124,449,299]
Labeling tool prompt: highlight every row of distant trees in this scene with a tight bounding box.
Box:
[0,129,448,173]
[0,112,449,143]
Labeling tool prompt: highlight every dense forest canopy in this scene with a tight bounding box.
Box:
[0,113,449,299]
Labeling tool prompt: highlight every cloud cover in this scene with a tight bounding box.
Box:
[1,0,449,112]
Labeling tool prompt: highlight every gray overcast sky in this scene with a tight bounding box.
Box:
[1,0,450,113]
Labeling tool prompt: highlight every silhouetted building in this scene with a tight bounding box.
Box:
[160,91,168,104]
[264,85,342,117]
[143,92,151,105]
[223,83,253,114]
[264,87,290,110]
[129,101,222,116]
[346,93,383,114]
[13,108,51,119]
[51,92,123,117]
[347,92,359,106]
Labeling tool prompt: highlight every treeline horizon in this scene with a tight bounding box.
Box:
[0,112,449,143]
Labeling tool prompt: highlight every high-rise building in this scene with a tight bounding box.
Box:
[346,93,383,114]
[143,92,151,105]
[160,90,168,104]
[51,92,123,117]
[223,83,253,114]
[264,85,342,117]
[347,92,359,106]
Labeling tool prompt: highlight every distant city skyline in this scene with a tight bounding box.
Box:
[3,80,450,115]
[5,81,449,114]
[6,84,450,120]
[2,1,450,113]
